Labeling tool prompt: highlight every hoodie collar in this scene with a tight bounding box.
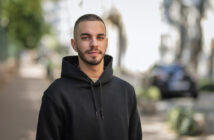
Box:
[61,55,113,86]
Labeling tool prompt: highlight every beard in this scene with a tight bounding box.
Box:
[76,46,105,65]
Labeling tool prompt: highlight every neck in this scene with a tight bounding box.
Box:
[78,58,104,80]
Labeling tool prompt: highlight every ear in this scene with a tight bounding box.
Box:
[71,39,77,52]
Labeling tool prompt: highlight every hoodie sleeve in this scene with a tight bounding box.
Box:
[128,87,142,140]
[36,93,64,140]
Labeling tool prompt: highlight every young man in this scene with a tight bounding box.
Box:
[36,14,142,140]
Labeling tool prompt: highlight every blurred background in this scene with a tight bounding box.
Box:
[1,0,214,139]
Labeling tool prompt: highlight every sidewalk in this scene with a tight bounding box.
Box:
[0,63,50,140]
[141,115,178,140]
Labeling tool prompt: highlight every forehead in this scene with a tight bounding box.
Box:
[76,21,106,35]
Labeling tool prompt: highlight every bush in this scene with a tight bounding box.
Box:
[146,86,161,100]
[168,107,205,136]
[199,79,214,92]
[135,86,161,100]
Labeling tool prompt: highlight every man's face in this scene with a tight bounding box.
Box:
[71,21,108,65]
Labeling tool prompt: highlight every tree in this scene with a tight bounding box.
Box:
[106,7,127,69]
[1,0,49,50]
[0,0,8,60]
[162,0,211,72]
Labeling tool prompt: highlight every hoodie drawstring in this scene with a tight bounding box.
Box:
[89,82,99,117]
[89,80,104,120]
[98,80,104,120]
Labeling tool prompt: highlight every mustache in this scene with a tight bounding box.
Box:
[85,49,102,54]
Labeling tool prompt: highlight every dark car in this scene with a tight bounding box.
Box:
[150,64,198,99]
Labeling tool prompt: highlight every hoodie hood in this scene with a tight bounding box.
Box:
[61,55,113,86]
[61,55,113,119]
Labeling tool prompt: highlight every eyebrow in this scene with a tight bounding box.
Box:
[97,33,105,36]
[80,33,106,36]
[80,33,90,36]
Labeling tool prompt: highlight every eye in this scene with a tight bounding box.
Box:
[97,36,104,40]
[81,36,89,40]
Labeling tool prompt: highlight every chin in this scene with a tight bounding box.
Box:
[89,58,103,65]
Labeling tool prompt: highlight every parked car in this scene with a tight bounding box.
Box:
[149,64,198,99]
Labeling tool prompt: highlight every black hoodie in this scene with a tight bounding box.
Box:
[36,55,142,140]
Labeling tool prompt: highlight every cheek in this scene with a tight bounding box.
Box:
[77,42,89,49]
[102,42,108,50]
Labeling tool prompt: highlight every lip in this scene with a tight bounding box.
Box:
[88,51,99,56]
[89,51,99,54]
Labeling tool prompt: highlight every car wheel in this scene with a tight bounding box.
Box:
[161,91,168,99]
[191,90,198,99]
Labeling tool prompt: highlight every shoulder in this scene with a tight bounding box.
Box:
[41,78,68,112]
[46,78,66,90]
[43,78,69,99]
[112,76,135,93]
[112,76,137,110]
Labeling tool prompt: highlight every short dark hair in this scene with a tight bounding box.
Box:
[73,14,106,39]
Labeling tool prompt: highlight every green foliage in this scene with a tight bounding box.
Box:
[199,79,214,92]
[146,86,161,100]
[168,107,182,130]
[168,107,204,136]
[0,27,8,60]
[134,86,145,97]
[1,0,49,49]
[135,86,161,100]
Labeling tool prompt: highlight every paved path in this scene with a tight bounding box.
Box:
[0,75,50,140]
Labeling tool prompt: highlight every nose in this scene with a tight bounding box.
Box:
[90,37,98,48]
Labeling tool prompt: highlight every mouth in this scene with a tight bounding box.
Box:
[89,51,99,54]
[87,50,102,56]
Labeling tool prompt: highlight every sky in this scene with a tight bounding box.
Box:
[112,0,162,71]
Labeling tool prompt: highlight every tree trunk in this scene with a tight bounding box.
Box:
[208,39,214,82]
